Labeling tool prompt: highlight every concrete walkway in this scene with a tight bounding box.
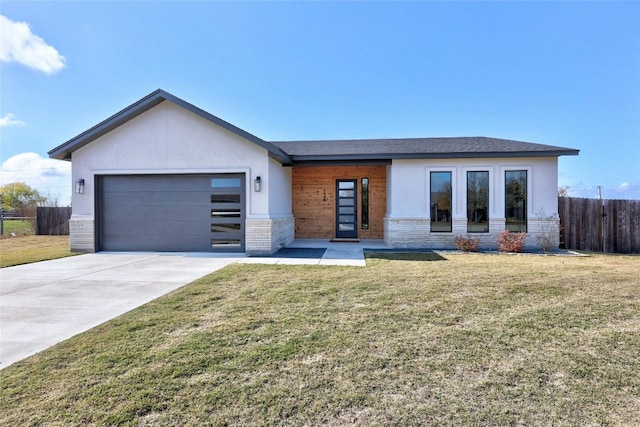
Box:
[241,239,391,266]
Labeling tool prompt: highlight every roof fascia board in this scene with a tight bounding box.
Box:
[289,159,392,167]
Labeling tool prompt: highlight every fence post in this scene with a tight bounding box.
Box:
[598,187,606,253]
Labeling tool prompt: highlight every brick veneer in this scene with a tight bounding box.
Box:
[245,216,295,255]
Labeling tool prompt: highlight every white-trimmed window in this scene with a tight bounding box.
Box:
[430,171,452,232]
[505,170,527,232]
[467,171,489,233]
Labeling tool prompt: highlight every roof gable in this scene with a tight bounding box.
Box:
[48,89,292,164]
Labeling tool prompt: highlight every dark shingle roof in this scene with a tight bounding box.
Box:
[272,137,579,162]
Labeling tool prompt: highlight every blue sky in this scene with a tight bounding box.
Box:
[1,1,639,205]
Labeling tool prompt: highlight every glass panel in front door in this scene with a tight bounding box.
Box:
[336,180,357,238]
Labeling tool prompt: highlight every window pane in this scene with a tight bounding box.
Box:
[340,206,355,214]
[505,171,527,232]
[339,181,355,189]
[211,223,241,233]
[211,194,241,203]
[339,189,354,198]
[211,239,241,248]
[430,172,452,232]
[339,198,354,206]
[361,178,369,230]
[211,178,241,188]
[467,171,489,233]
[211,209,241,218]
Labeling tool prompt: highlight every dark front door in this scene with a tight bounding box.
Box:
[336,179,357,238]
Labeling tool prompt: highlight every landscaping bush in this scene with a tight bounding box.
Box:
[454,235,480,252]
[534,208,560,253]
[497,230,527,252]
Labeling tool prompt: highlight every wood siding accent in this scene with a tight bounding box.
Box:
[292,166,387,239]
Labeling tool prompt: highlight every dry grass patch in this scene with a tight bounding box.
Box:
[1,253,639,425]
[0,235,75,267]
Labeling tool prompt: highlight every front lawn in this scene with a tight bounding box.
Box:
[0,235,75,267]
[1,253,639,425]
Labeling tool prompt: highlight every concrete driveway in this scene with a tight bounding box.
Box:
[0,252,240,369]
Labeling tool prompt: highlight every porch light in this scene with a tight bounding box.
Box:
[254,176,261,192]
[75,179,85,194]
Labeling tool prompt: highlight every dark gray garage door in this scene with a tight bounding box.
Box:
[98,174,245,252]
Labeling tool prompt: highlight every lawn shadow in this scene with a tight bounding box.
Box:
[364,250,447,262]
[262,248,328,258]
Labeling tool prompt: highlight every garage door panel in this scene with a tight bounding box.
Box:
[103,204,214,221]
[99,174,245,252]
[103,175,213,192]
[103,234,213,252]
[102,191,211,207]
[103,219,220,235]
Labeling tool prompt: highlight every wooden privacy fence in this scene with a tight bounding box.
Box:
[36,207,72,235]
[558,197,640,253]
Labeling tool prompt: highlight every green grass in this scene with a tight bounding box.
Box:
[1,219,34,236]
[0,235,76,267]
[2,253,639,425]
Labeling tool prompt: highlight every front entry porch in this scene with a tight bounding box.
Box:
[291,165,387,240]
[241,238,391,266]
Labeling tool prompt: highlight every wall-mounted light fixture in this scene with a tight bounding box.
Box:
[75,179,85,194]
[254,176,261,192]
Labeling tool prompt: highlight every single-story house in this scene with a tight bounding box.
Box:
[49,89,579,254]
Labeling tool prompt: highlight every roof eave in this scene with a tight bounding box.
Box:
[48,90,167,160]
[48,89,292,165]
[288,149,580,163]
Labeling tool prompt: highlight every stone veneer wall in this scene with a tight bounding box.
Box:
[69,216,95,252]
[384,217,560,251]
[245,216,295,255]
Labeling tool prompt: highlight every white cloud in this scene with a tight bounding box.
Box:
[611,182,640,200]
[0,14,66,74]
[0,113,26,127]
[1,152,71,205]
[618,182,630,190]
